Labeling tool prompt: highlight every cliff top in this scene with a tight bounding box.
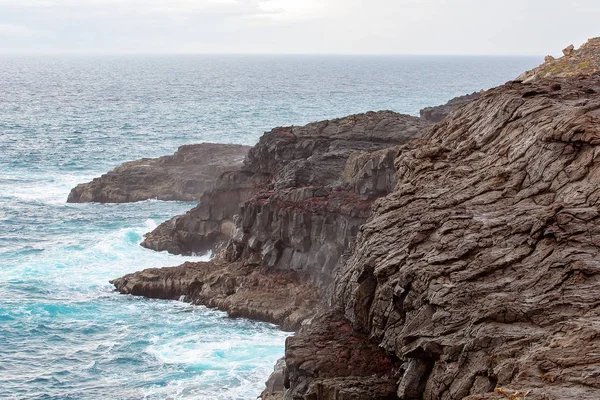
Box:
[517,37,600,82]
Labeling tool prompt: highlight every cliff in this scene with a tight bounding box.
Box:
[302,74,600,399]
[110,261,319,331]
[67,143,250,203]
[517,37,600,83]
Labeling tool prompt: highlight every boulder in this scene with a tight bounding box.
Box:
[562,44,575,56]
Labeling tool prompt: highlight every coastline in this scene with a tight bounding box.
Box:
[82,40,600,399]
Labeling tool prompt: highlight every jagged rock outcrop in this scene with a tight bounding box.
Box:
[111,261,320,331]
[419,92,482,123]
[296,74,600,399]
[67,143,250,203]
[517,37,600,83]
[142,111,431,286]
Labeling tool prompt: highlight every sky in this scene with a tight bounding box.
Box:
[0,0,598,55]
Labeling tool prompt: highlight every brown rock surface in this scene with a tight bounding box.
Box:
[517,37,600,83]
[328,74,600,399]
[67,143,250,203]
[113,73,600,399]
[282,312,399,400]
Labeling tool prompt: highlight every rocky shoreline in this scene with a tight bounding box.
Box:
[82,40,600,399]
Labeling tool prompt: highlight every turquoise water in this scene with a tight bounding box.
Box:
[0,55,540,399]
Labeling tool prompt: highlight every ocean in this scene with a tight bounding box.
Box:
[0,55,539,399]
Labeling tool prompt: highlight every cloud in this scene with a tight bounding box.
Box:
[255,0,327,21]
[0,23,38,36]
[0,0,598,54]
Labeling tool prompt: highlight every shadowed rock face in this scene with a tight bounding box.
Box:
[67,143,250,203]
[313,74,600,399]
[141,111,431,286]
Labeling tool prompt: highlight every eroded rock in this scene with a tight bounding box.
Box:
[141,111,431,283]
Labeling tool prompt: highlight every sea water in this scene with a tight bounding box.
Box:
[0,55,539,399]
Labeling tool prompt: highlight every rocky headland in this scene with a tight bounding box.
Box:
[67,143,250,203]
[105,42,600,399]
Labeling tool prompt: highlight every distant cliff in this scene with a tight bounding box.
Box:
[419,91,481,123]
[68,143,250,203]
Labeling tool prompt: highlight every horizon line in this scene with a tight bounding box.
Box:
[0,52,544,57]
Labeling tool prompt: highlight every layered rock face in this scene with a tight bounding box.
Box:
[517,37,600,83]
[68,143,250,203]
[311,74,600,399]
[142,111,431,285]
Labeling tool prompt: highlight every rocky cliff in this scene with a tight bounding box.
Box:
[110,260,319,331]
[287,74,600,399]
[517,37,600,83]
[68,143,250,203]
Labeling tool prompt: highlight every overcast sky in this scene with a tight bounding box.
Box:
[0,0,598,55]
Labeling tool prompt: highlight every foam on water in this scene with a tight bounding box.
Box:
[0,54,541,399]
[0,158,288,399]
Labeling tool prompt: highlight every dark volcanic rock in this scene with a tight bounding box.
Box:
[67,143,250,203]
[320,75,600,399]
[111,261,320,331]
[141,111,431,287]
[419,92,481,123]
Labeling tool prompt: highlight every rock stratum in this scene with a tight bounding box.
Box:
[67,143,250,203]
[111,61,600,398]
[517,37,600,83]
